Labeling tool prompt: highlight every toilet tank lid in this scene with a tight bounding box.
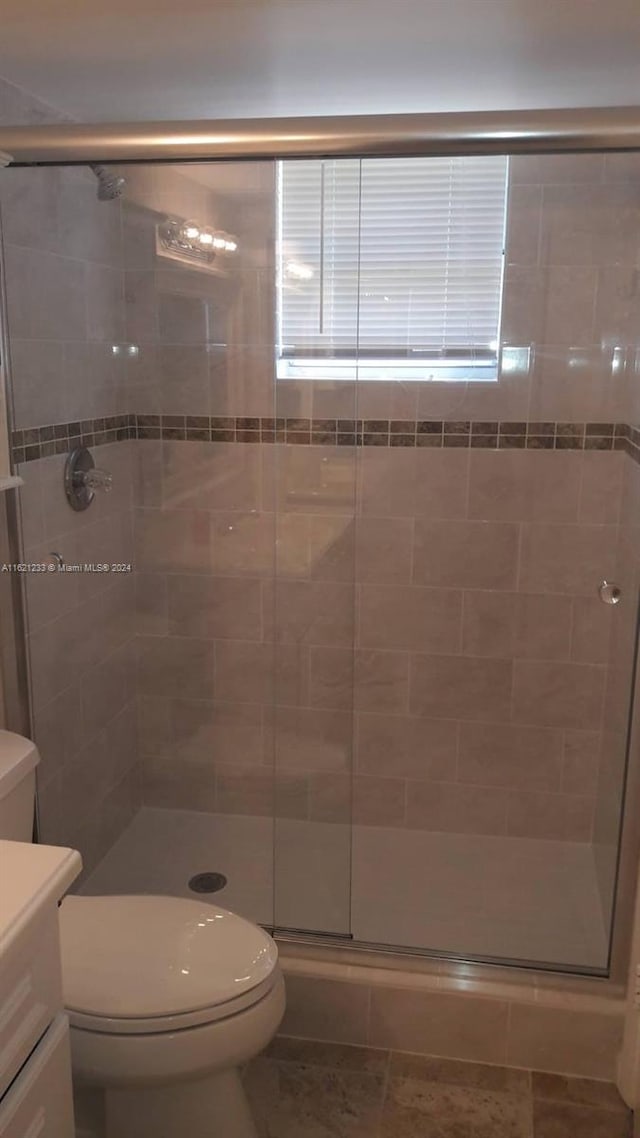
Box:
[0,730,39,799]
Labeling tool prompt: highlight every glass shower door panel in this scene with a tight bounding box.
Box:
[2,159,278,932]
[124,160,280,926]
[348,150,640,973]
[272,159,361,934]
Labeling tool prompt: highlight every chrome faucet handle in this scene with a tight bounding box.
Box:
[65,447,113,511]
[77,467,113,493]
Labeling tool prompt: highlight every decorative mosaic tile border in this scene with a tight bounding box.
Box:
[11,414,136,465]
[11,415,640,464]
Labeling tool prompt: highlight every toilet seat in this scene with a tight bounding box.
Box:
[60,894,279,1036]
[68,973,280,1035]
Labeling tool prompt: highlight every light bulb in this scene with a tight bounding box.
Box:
[212,236,226,249]
[199,229,214,247]
[224,240,238,252]
[183,221,200,240]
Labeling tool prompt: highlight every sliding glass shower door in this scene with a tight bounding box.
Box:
[274,150,640,972]
[4,145,640,973]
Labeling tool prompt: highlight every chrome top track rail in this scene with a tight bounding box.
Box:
[1,107,640,165]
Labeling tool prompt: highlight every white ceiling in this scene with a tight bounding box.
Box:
[0,0,639,122]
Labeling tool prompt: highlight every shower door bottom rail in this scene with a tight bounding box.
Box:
[265,925,355,942]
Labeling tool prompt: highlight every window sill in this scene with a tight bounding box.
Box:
[276,359,499,382]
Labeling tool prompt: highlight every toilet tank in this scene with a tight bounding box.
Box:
[0,729,40,841]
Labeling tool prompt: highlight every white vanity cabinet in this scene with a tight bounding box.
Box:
[0,841,82,1138]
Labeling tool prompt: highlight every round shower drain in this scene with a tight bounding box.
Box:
[188,872,228,894]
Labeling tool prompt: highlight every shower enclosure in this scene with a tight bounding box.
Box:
[1,111,639,977]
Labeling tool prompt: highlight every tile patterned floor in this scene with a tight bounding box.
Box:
[244,1038,633,1137]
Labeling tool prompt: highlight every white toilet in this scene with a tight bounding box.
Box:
[0,729,285,1138]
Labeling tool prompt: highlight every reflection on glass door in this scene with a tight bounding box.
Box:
[272,160,361,934]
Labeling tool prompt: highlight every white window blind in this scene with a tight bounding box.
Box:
[278,155,508,376]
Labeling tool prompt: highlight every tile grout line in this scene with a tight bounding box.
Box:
[378,1044,393,1134]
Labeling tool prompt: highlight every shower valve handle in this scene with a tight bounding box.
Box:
[76,467,113,493]
[64,447,113,511]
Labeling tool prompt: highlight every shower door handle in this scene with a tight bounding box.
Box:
[598,580,621,605]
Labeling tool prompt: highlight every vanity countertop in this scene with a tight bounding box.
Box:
[0,839,82,956]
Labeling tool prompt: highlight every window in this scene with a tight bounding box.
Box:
[277,155,508,381]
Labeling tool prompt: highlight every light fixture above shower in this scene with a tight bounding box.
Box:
[156,216,238,273]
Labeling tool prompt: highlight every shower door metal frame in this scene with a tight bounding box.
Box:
[0,211,32,745]
[2,103,640,986]
[1,106,640,165]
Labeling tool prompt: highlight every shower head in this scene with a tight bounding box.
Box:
[90,163,126,201]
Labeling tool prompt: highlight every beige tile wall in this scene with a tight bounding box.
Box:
[3,117,640,890]
[133,153,640,856]
[278,962,624,1079]
[0,77,139,875]
[135,437,279,813]
[20,446,139,872]
[122,163,280,815]
[1,163,128,427]
[137,437,628,841]
[593,455,640,932]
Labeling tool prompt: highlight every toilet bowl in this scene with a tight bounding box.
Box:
[59,893,285,1138]
[0,729,282,1137]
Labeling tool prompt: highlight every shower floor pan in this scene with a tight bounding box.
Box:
[81,806,608,971]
